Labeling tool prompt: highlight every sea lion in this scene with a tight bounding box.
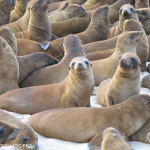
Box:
[9,0,30,23]
[0,57,94,114]
[142,74,150,89]
[17,52,58,84]
[49,4,86,23]
[0,27,18,55]
[130,119,150,143]
[0,109,38,149]
[84,19,149,71]
[101,127,133,150]
[27,94,150,147]
[0,0,31,33]
[20,34,85,87]
[136,8,150,34]
[0,121,20,145]
[0,0,15,25]
[92,31,143,86]
[15,0,52,44]
[96,52,141,106]
[109,4,139,38]
[135,0,149,9]
[51,5,110,46]
[0,36,19,95]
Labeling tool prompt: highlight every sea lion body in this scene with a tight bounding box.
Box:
[135,0,149,9]
[142,74,150,89]
[96,52,141,106]
[101,127,133,150]
[20,35,85,87]
[0,57,94,114]
[27,94,150,147]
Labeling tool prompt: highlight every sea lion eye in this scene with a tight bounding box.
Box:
[131,57,136,63]
[130,33,135,39]
[119,9,122,14]
[119,56,122,59]
[0,126,4,134]
[130,8,135,13]
[72,62,75,66]
[85,60,89,66]
[22,136,29,143]
[142,11,147,15]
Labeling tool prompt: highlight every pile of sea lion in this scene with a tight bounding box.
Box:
[0,0,150,149]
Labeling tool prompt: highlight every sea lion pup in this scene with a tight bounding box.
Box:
[141,74,150,89]
[0,121,20,145]
[49,4,86,23]
[136,8,150,34]
[0,0,31,33]
[109,4,139,38]
[101,127,133,150]
[9,0,30,23]
[17,52,58,84]
[27,94,150,147]
[0,36,19,95]
[0,110,38,149]
[0,27,18,55]
[51,5,110,46]
[129,119,150,143]
[20,34,85,87]
[0,0,15,25]
[92,31,142,86]
[109,0,132,24]
[0,57,94,114]
[15,0,52,44]
[135,0,149,9]
[96,52,141,106]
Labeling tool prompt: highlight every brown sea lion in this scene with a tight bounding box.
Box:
[101,127,133,150]
[9,0,30,23]
[15,0,52,44]
[27,94,150,147]
[136,8,150,34]
[0,0,31,33]
[135,0,149,9]
[0,57,94,114]
[130,119,150,143]
[0,27,18,55]
[96,52,141,106]
[17,52,58,84]
[142,74,150,89]
[92,31,142,86]
[0,109,38,150]
[109,4,139,38]
[20,34,85,87]
[49,4,86,23]
[0,121,20,145]
[0,36,19,95]
[0,0,15,25]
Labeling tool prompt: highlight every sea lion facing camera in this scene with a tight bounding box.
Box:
[96,52,141,106]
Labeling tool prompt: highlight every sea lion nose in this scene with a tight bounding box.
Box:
[124,10,129,16]
[78,63,83,67]
[0,126,4,134]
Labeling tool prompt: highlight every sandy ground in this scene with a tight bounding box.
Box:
[0,70,150,150]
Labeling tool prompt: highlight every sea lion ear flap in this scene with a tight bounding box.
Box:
[90,63,92,67]
[69,67,71,70]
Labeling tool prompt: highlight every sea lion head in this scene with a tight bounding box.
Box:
[69,57,92,77]
[31,52,58,67]
[117,31,143,51]
[65,4,86,17]
[147,132,150,143]
[63,34,85,57]
[8,126,38,150]
[0,121,20,144]
[30,0,51,12]
[119,4,138,21]
[119,52,141,73]
[92,5,109,25]
[135,0,149,9]
[0,27,18,55]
